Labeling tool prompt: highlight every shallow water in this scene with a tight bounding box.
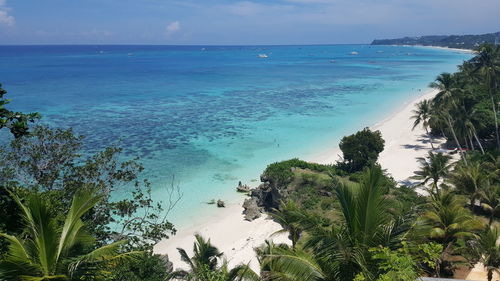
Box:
[0,44,471,226]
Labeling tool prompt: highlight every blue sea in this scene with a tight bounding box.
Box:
[0,45,471,226]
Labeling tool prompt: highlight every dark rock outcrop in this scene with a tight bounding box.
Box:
[249,173,288,212]
[158,254,173,273]
[217,199,225,208]
[242,197,261,221]
[236,181,251,192]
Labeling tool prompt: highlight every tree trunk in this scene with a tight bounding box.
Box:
[488,71,499,150]
[425,126,435,149]
[473,130,485,154]
[470,195,476,211]
[489,93,499,150]
[469,135,475,151]
[447,116,468,166]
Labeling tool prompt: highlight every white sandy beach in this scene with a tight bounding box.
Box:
[154,88,443,272]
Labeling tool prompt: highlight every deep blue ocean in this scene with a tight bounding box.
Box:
[0,45,471,226]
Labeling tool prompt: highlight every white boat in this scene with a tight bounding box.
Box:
[350,51,359,55]
[258,54,268,58]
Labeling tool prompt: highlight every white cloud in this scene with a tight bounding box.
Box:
[0,0,14,27]
[165,21,181,37]
[0,10,14,26]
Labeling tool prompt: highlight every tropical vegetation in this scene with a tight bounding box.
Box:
[1,43,499,280]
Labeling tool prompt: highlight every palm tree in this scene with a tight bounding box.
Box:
[0,189,136,280]
[479,184,500,225]
[430,73,468,164]
[412,99,435,149]
[417,191,484,276]
[471,44,500,149]
[430,73,460,108]
[412,152,452,195]
[472,226,500,281]
[173,234,258,281]
[462,106,485,154]
[449,161,488,210]
[271,201,320,249]
[259,167,408,280]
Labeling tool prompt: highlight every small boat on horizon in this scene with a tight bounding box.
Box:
[258,54,268,58]
[350,51,359,55]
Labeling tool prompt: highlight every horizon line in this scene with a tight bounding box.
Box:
[0,43,374,47]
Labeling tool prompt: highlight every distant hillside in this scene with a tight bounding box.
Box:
[371,31,500,50]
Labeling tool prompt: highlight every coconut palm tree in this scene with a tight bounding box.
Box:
[479,184,500,225]
[0,189,137,281]
[470,44,500,149]
[449,161,488,210]
[271,201,305,249]
[472,226,500,281]
[259,166,408,280]
[412,99,435,149]
[462,106,485,154]
[430,73,460,108]
[271,201,321,249]
[172,234,258,281]
[412,152,453,195]
[416,191,483,276]
[430,73,468,164]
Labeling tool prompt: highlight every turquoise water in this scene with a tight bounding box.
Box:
[0,45,471,226]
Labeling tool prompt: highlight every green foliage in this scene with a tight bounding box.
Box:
[479,184,500,225]
[472,226,500,281]
[0,189,139,280]
[271,201,322,249]
[172,235,259,281]
[263,158,336,187]
[339,127,385,172]
[450,160,489,209]
[371,31,500,49]
[412,99,436,149]
[420,44,500,155]
[414,191,484,276]
[0,125,178,253]
[111,252,172,281]
[412,151,453,195]
[0,84,40,138]
[368,246,419,281]
[356,242,443,281]
[414,242,443,273]
[259,166,409,280]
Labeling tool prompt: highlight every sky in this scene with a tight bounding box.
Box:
[0,0,499,45]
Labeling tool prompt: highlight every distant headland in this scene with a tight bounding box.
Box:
[371,31,499,49]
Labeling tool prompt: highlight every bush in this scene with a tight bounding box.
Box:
[339,128,385,172]
[112,252,172,281]
[263,158,336,187]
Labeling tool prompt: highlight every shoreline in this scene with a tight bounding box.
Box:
[153,87,442,271]
[386,44,477,54]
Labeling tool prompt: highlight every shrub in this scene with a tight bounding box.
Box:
[339,127,385,172]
